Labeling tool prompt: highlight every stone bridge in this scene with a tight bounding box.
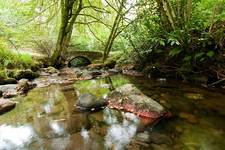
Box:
[66,50,103,66]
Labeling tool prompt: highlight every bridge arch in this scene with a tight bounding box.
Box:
[66,50,103,67]
[68,56,92,67]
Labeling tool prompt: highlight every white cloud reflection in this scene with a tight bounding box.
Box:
[104,111,139,150]
[0,124,35,149]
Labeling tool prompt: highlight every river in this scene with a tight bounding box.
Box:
[0,74,225,150]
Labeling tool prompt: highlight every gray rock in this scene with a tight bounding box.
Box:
[0,84,17,98]
[3,91,17,98]
[0,84,17,93]
[76,93,107,110]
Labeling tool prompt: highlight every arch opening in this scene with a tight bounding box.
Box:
[68,56,91,67]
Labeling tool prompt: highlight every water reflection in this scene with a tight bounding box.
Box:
[50,121,65,136]
[81,128,89,141]
[0,124,35,149]
[104,108,139,150]
[1,75,225,149]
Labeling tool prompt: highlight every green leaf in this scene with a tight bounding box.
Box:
[169,48,182,57]
[159,40,165,46]
[183,56,192,62]
[207,51,215,57]
[195,52,205,59]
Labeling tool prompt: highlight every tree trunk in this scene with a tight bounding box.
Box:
[51,0,82,67]
[102,0,124,62]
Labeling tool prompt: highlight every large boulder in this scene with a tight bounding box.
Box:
[76,93,107,111]
[107,84,168,119]
[0,99,16,115]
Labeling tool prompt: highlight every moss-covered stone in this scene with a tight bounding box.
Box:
[45,66,59,74]
[7,69,39,80]
[2,78,17,85]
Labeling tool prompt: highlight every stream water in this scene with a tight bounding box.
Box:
[0,74,225,150]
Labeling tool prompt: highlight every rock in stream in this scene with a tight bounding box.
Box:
[0,99,16,115]
[76,93,107,111]
[107,84,168,119]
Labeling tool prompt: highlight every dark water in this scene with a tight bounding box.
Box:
[0,75,225,150]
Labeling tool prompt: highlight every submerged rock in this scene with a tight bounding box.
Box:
[149,133,172,145]
[76,93,107,111]
[0,99,16,115]
[107,84,168,119]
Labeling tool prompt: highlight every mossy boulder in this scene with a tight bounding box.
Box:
[7,69,39,80]
[45,66,59,74]
[0,70,17,85]
[3,78,17,84]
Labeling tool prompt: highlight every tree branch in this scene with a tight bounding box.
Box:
[78,14,112,29]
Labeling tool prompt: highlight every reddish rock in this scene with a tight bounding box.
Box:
[107,84,169,121]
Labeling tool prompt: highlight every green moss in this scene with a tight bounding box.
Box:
[0,70,7,79]
[6,69,39,80]
[0,47,36,69]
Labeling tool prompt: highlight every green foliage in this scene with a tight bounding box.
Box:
[0,69,7,79]
[124,0,225,78]
[0,42,35,69]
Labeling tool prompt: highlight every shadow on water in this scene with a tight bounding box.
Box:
[0,74,225,149]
